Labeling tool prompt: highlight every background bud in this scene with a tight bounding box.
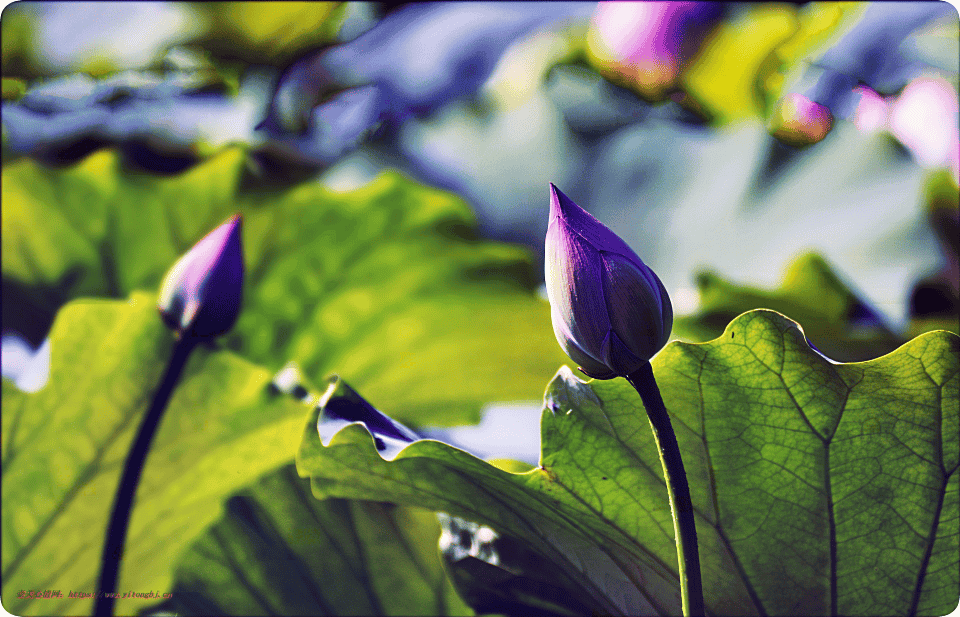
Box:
[587,1,723,102]
[769,92,833,147]
[158,214,244,338]
[545,184,672,379]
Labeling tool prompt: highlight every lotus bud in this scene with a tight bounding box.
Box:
[158,214,244,338]
[545,184,672,379]
[769,92,834,147]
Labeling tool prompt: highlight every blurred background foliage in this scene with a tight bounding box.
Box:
[3,1,957,373]
[2,2,958,615]
[1,1,347,78]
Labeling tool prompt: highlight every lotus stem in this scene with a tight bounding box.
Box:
[94,336,197,617]
[626,361,704,617]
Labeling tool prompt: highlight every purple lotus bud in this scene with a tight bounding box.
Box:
[158,214,244,338]
[545,184,672,379]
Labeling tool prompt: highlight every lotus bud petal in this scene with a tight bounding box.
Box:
[545,184,672,379]
[158,214,244,338]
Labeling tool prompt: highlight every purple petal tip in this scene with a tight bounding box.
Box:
[549,183,578,222]
[157,213,245,338]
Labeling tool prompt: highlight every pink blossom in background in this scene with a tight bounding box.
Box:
[852,86,889,134]
[588,1,721,100]
[769,2,954,154]
[802,77,959,184]
[888,77,959,184]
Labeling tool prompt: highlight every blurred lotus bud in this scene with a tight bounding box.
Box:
[769,92,834,146]
[158,214,244,338]
[545,184,672,379]
[587,1,723,102]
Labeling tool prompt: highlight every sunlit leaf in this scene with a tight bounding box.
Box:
[298,309,959,616]
[683,5,800,124]
[1,293,315,616]
[1,149,569,425]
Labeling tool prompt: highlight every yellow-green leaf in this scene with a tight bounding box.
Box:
[2,148,569,425]
[2,293,314,616]
[298,310,959,616]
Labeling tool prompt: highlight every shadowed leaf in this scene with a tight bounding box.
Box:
[150,464,472,616]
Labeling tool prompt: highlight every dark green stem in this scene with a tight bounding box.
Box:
[94,336,197,617]
[626,361,704,617]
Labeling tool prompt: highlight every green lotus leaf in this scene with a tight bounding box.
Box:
[2,293,317,616]
[298,309,959,616]
[1,148,569,425]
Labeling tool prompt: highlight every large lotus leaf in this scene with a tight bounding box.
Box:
[1,148,569,425]
[148,464,472,616]
[1,292,318,616]
[297,309,959,616]
[672,252,904,362]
